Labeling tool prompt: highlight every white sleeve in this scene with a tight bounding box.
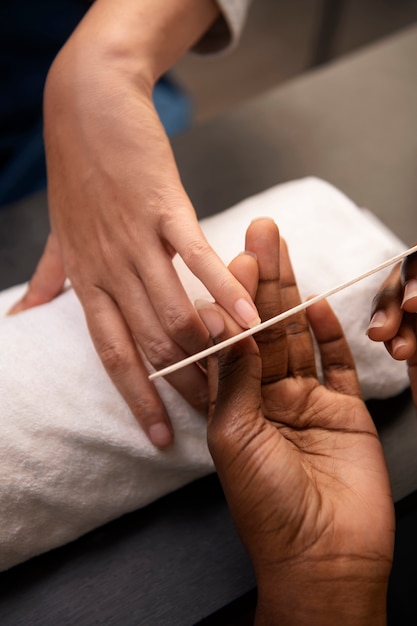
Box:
[193,0,253,54]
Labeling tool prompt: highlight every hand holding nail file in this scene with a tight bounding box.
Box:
[149,244,417,381]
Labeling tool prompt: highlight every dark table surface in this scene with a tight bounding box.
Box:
[1,25,417,626]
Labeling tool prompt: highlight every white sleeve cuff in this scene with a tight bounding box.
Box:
[193,0,252,54]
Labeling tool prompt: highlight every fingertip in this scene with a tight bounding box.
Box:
[305,296,330,324]
[148,422,173,448]
[246,217,280,250]
[249,216,278,229]
[233,298,261,329]
[389,335,416,361]
[279,235,288,254]
[238,250,258,261]
[6,291,34,316]
[402,279,417,312]
[391,337,408,360]
[6,301,24,316]
[366,310,388,339]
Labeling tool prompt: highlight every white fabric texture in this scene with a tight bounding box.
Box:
[0,177,409,571]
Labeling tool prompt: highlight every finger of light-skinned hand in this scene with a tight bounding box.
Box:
[306,299,362,399]
[84,288,173,448]
[106,255,210,412]
[125,291,209,412]
[131,236,213,358]
[162,215,261,329]
[8,232,66,315]
[197,250,259,416]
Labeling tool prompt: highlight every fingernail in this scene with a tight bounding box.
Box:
[149,423,172,448]
[6,300,24,316]
[250,216,276,224]
[238,250,258,260]
[391,336,408,358]
[367,310,387,331]
[195,300,225,338]
[402,279,417,306]
[234,298,261,328]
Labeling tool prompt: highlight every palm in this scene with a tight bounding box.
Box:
[217,375,392,574]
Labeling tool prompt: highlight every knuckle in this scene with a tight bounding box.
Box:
[370,288,394,313]
[181,239,212,268]
[162,304,195,339]
[98,340,130,375]
[286,318,309,337]
[129,395,164,424]
[256,324,286,346]
[144,336,179,371]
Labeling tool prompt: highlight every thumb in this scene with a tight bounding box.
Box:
[196,300,262,463]
[8,232,67,314]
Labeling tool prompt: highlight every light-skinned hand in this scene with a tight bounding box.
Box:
[8,0,260,448]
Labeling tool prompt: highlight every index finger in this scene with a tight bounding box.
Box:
[167,217,261,330]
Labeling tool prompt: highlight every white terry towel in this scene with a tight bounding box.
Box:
[0,177,409,571]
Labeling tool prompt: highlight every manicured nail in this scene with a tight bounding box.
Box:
[367,311,387,332]
[195,300,225,338]
[149,423,172,448]
[234,298,261,329]
[402,279,417,307]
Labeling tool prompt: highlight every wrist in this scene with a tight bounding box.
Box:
[68,0,219,87]
[254,558,390,626]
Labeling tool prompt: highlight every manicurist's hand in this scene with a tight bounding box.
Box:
[367,250,417,406]
[9,0,259,448]
[198,219,394,625]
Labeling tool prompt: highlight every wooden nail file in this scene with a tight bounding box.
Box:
[149,244,417,381]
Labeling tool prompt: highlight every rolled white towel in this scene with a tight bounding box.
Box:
[0,176,408,571]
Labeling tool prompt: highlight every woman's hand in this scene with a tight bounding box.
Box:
[198,219,394,625]
[9,0,259,447]
[367,251,417,406]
